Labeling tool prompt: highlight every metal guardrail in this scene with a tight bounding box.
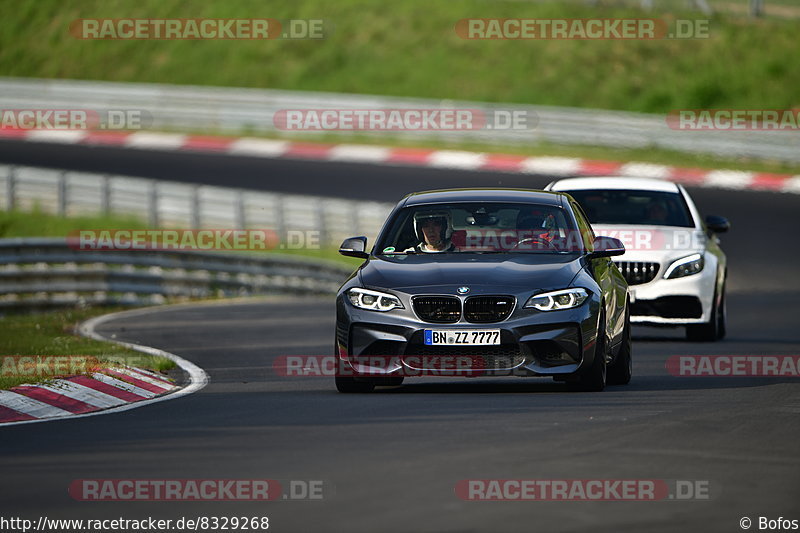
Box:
[1,77,797,163]
[0,238,354,310]
[0,164,394,249]
[0,163,390,310]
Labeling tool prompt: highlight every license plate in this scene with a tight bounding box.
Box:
[424,330,501,345]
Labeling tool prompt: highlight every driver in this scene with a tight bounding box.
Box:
[405,211,458,253]
[646,202,669,224]
[516,210,559,250]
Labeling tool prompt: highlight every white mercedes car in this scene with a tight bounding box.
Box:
[546,177,729,341]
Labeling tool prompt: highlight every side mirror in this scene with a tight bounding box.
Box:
[588,236,625,258]
[705,215,730,234]
[339,236,369,259]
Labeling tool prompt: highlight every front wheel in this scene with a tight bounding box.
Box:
[716,288,727,340]
[607,308,632,385]
[686,282,726,342]
[335,356,376,393]
[374,376,404,387]
[572,316,607,392]
[335,376,375,393]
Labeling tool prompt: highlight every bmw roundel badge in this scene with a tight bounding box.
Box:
[457,286,470,295]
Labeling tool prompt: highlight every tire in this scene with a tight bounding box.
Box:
[572,315,607,392]
[334,354,376,393]
[377,377,404,387]
[607,307,632,386]
[716,288,727,340]
[686,281,725,342]
[335,376,375,393]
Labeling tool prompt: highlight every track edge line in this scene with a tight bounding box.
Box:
[0,306,210,427]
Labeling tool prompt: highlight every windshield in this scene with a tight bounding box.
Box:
[376,202,579,254]
[567,189,695,228]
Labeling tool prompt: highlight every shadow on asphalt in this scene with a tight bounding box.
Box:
[347,375,784,394]
[632,334,798,344]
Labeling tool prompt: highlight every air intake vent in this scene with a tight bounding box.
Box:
[614,261,660,285]
[464,296,515,323]
[412,296,461,323]
[403,345,524,370]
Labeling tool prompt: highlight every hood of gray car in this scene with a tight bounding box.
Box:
[358,253,583,294]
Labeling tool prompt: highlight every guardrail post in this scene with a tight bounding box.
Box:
[102,176,111,214]
[236,190,247,229]
[58,171,67,216]
[191,185,201,228]
[276,194,287,247]
[316,197,327,247]
[693,0,713,15]
[5,166,15,210]
[149,181,159,227]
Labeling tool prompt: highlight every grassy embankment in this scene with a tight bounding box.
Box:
[0,0,798,173]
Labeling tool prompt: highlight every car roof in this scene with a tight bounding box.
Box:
[403,188,566,206]
[547,176,681,193]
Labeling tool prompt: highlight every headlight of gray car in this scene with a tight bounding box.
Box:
[524,288,589,311]
[347,288,404,311]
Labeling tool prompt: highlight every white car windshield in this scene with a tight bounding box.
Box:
[567,189,695,227]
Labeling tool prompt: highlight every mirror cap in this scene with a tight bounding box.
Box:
[705,215,730,234]
[339,236,369,258]
[590,236,626,258]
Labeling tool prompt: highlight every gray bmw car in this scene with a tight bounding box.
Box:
[335,188,631,392]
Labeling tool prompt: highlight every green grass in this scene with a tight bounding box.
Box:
[0,207,149,238]
[0,307,176,390]
[0,0,796,114]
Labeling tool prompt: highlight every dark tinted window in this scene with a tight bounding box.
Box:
[568,189,694,228]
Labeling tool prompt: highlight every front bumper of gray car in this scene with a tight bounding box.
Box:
[335,289,601,379]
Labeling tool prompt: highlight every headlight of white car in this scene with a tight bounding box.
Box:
[664,253,705,279]
[524,288,589,311]
[347,288,404,311]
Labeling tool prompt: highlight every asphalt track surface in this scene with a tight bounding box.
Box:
[1,140,799,532]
